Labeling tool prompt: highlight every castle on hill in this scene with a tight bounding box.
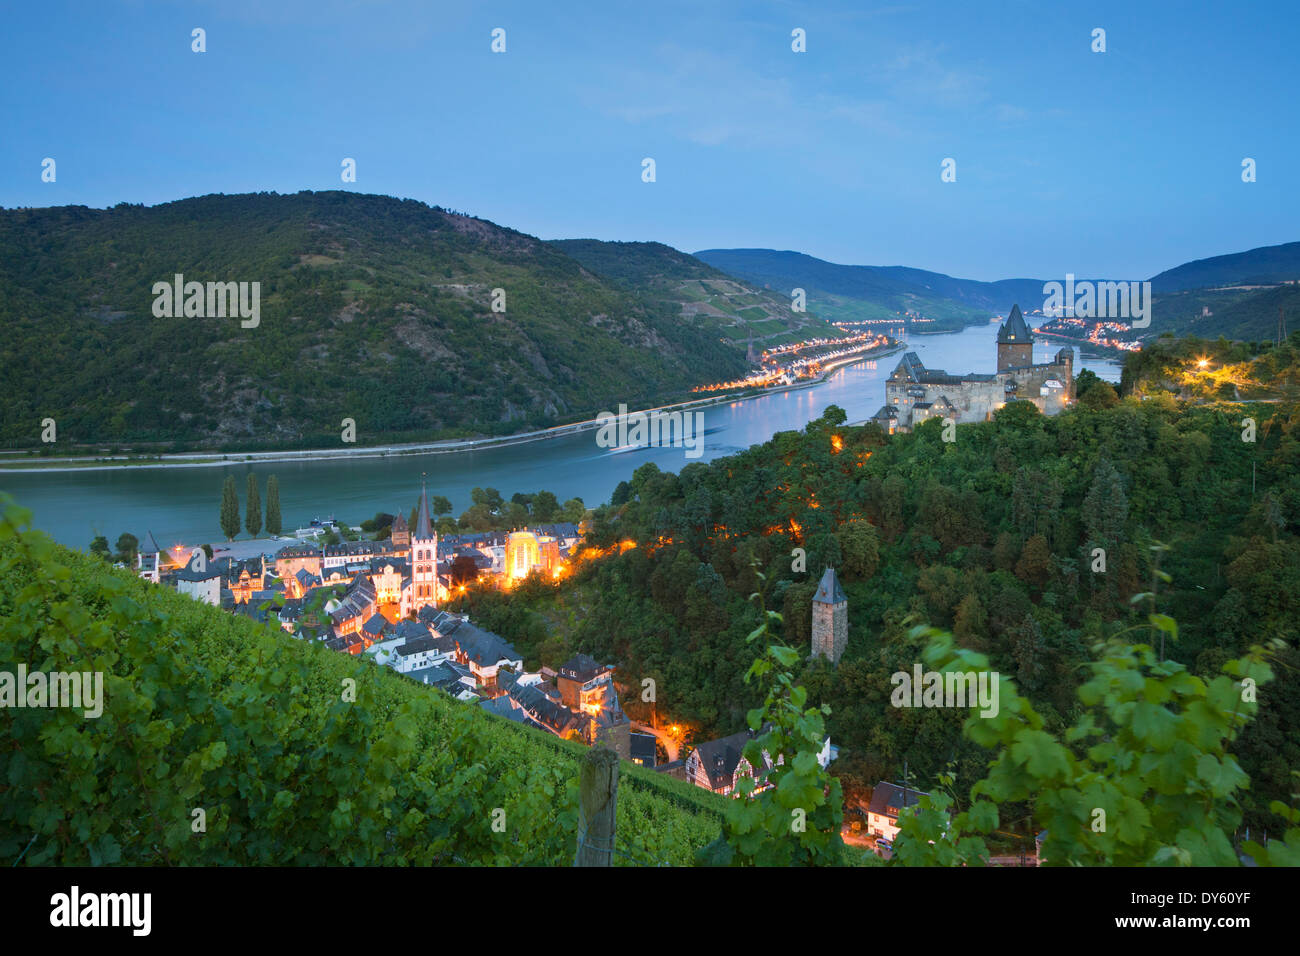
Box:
[871,305,1075,434]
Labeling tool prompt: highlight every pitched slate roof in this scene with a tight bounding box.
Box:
[480,695,530,723]
[867,781,927,820]
[813,567,846,605]
[890,352,927,383]
[395,633,453,657]
[559,653,609,683]
[277,544,323,560]
[630,732,657,765]
[456,623,521,667]
[142,531,165,555]
[691,727,766,791]
[174,551,221,582]
[499,671,587,736]
[391,620,432,642]
[997,304,1032,344]
[407,659,475,691]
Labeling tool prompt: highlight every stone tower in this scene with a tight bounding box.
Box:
[1055,346,1076,398]
[410,475,438,612]
[811,567,848,665]
[390,510,410,550]
[996,304,1034,372]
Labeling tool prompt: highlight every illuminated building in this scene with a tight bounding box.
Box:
[505,530,559,583]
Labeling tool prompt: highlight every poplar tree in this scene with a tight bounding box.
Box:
[265,475,282,537]
[220,476,241,541]
[246,474,262,538]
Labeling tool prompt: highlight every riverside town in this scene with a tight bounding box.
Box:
[0,3,1294,932]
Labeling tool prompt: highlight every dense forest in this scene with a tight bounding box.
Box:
[454,336,1300,833]
[0,192,791,452]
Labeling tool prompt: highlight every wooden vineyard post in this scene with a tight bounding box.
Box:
[574,747,619,866]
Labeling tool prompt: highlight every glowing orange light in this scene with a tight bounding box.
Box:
[831,434,843,453]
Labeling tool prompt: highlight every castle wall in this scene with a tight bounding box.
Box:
[885,356,1073,431]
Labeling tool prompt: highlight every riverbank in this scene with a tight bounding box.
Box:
[1,341,905,474]
[1031,326,1140,363]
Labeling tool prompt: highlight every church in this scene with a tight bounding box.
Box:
[872,305,1074,434]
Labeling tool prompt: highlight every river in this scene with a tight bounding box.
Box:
[1,321,1121,549]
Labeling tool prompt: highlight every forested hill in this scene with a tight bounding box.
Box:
[459,340,1300,832]
[1149,240,1300,292]
[0,192,752,451]
[550,239,842,348]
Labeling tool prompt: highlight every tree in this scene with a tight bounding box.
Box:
[879,473,906,542]
[1081,457,1128,606]
[114,532,139,564]
[471,487,504,515]
[507,502,529,527]
[1074,367,1101,397]
[532,490,560,522]
[449,554,479,587]
[245,474,262,538]
[610,481,632,507]
[265,475,282,537]
[220,476,241,541]
[431,495,452,517]
[1080,379,1119,410]
[953,594,987,647]
[1015,534,1053,588]
[562,497,586,524]
[89,535,110,560]
[837,519,880,579]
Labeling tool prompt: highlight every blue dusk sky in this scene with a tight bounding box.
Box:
[2,0,1296,280]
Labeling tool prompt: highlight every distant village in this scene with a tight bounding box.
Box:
[131,480,850,805]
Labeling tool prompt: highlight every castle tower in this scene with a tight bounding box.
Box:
[391,510,410,551]
[996,304,1034,372]
[811,567,848,665]
[410,475,438,612]
[1054,346,1075,398]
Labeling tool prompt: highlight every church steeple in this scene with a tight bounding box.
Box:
[410,473,438,612]
[415,475,434,540]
